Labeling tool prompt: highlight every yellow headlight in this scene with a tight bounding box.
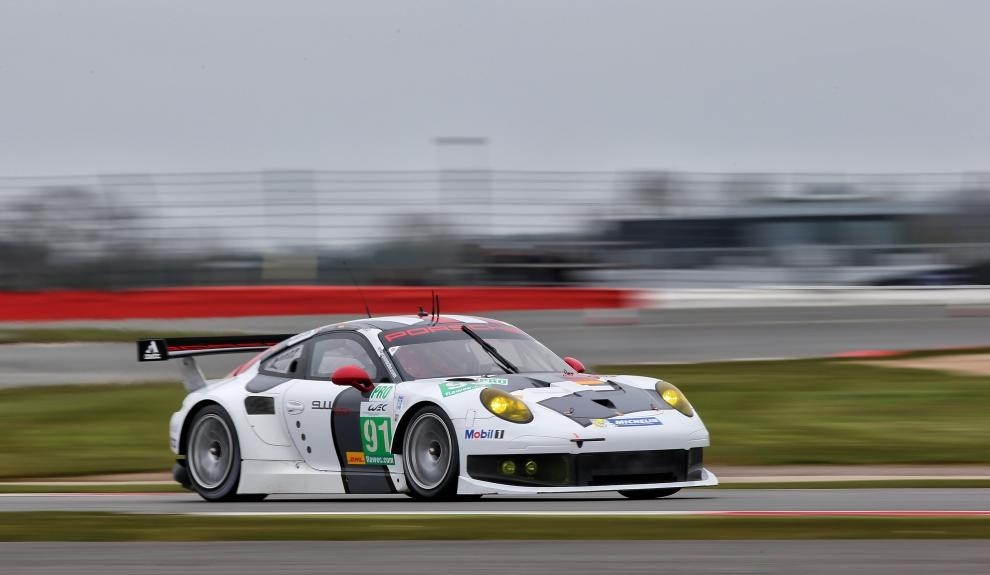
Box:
[488,395,511,415]
[655,381,694,417]
[480,388,534,423]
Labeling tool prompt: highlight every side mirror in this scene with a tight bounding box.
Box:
[331,365,375,393]
[563,356,586,374]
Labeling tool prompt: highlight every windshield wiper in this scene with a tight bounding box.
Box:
[461,325,519,374]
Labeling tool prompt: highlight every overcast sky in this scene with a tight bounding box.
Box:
[1,0,988,176]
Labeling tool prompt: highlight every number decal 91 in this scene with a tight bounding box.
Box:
[360,415,394,465]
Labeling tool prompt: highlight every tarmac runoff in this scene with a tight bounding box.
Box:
[4,541,989,575]
[1,489,989,516]
[4,304,990,385]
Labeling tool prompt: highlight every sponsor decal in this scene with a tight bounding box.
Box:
[360,401,389,415]
[142,340,162,361]
[360,414,395,465]
[346,451,366,465]
[383,323,524,343]
[380,351,400,380]
[564,374,608,386]
[439,378,509,398]
[394,395,405,416]
[464,428,505,440]
[590,416,663,428]
[476,377,509,386]
[311,400,332,410]
[439,381,484,397]
[369,384,394,401]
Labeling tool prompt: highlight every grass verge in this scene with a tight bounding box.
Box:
[600,358,990,466]
[1,513,989,541]
[0,383,184,478]
[0,328,233,344]
[1,356,989,478]
[0,484,185,493]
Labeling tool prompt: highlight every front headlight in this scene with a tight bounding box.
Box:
[655,380,694,417]
[480,388,533,423]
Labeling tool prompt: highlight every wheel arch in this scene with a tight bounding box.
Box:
[178,399,223,455]
[390,400,446,455]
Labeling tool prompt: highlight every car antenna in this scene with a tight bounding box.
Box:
[341,260,372,319]
[430,290,436,324]
[434,292,441,325]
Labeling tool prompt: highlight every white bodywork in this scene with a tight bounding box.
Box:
[168,316,717,496]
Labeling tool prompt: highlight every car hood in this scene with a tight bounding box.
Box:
[420,372,672,427]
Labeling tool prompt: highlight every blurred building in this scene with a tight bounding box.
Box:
[0,170,988,289]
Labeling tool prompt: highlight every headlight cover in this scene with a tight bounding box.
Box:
[480,388,533,423]
[655,380,694,417]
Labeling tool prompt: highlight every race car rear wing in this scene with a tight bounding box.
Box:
[136,335,294,362]
[136,334,293,392]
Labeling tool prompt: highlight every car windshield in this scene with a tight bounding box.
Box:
[380,322,571,380]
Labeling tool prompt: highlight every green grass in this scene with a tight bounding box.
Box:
[0,328,233,344]
[598,358,990,466]
[1,357,989,479]
[0,383,184,478]
[0,484,184,493]
[1,513,989,541]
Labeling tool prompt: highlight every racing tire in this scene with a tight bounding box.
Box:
[186,405,266,502]
[618,488,681,500]
[402,406,460,500]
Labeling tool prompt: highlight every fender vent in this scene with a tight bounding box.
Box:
[245,396,275,415]
[592,399,616,409]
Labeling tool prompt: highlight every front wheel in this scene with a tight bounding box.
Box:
[618,488,680,500]
[186,405,265,502]
[402,406,460,500]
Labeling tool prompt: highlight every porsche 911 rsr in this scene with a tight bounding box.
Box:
[137,314,716,501]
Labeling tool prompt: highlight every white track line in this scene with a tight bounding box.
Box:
[185,510,990,517]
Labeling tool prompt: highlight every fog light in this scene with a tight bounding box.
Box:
[500,460,517,475]
[524,460,538,476]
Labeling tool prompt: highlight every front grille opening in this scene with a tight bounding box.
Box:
[467,448,703,488]
[591,399,616,409]
[587,472,678,486]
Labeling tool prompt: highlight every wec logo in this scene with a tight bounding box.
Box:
[464,428,504,440]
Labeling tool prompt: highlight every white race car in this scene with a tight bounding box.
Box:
[137,312,716,501]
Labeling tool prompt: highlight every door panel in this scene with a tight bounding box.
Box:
[282,379,345,471]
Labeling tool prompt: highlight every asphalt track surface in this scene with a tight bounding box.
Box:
[2,541,988,575]
[2,305,990,386]
[1,489,987,514]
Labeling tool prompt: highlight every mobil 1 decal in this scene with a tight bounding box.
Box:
[330,385,395,494]
[359,384,395,466]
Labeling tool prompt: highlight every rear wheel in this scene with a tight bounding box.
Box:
[618,488,680,500]
[186,405,266,502]
[402,406,459,500]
